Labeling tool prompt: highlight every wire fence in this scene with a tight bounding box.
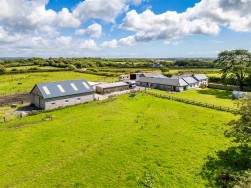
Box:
[144,91,238,114]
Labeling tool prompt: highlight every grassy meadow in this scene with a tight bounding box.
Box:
[0,71,117,95]
[5,66,63,71]
[148,88,236,109]
[0,94,235,187]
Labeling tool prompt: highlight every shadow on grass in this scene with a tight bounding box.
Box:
[197,89,232,99]
[201,145,251,187]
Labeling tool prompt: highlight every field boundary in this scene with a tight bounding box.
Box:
[143,91,238,114]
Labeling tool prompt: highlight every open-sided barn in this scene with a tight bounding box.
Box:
[30,79,95,110]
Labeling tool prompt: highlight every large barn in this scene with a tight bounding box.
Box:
[30,79,95,110]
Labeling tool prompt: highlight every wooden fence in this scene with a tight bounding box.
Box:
[144,91,238,114]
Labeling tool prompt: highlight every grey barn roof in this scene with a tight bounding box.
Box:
[182,77,198,84]
[171,73,208,82]
[137,77,188,87]
[97,82,129,89]
[141,72,166,78]
[31,79,94,99]
[193,74,208,81]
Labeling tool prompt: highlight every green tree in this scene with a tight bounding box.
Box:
[226,96,251,143]
[160,67,169,74]
[215,50,251,91]
[0,64,6,75]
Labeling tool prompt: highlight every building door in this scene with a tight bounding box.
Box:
[35,95,40,108]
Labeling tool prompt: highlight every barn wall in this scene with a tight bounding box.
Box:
[30,86,43,108]
[43,93,94,110]
[96,85,129,94]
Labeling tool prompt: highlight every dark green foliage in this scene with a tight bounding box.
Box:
[0,65,6,74]
[226,98,251,143]
[201,146,251,187]
[215,50,251,91]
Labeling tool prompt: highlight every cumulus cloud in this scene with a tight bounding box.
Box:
[117,0,251,46]
[79,39,98,49]
[73,0,129,23]
[75,23,102,38]
[101,40,118,48]
[86,23,102,38]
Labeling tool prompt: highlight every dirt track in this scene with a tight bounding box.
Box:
[0,93,30,107]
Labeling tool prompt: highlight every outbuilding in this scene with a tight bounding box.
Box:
[30,79,95,110]
[136,77,188,92]
[96,82,129,94]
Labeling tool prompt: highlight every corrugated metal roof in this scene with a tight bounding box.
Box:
[141,72,166,78]
[33,79,94,99]
[97,82,129,89]
[137,77,188,87]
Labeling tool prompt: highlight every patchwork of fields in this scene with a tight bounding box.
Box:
[0,71,117,95]
[0,94,235,187]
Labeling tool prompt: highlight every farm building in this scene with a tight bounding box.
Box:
[136,73,208,92]
[193,74,209,87]
[130,73,142,80]
[96,82,129,94]
[171,74,208,87]
[136,77,188,92]
[140,72,166,78]
[119,75,130,81]
[30,79,95,110]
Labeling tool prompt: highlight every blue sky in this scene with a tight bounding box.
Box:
[0,0,251,58]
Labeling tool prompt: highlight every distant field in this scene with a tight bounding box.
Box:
[0,94,235,187]
[98,67,221,75]
[168,68,221,75]
[6,66,63,71]
[148,88,236,109]
[0,71,117,95]
[205,73,222,77]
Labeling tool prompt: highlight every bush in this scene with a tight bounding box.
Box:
[0,65,6,75]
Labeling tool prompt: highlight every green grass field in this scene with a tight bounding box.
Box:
[148,88,236,109]
[0,94,235,187]
[0,71,117,95]
[5,66,63,71]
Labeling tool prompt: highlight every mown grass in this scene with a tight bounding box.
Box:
[0,71,117,95]
[0,94,235,187]
[147,88,236,109]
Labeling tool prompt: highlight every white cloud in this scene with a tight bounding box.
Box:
[86,23,102,38]
[164,40,182,46]
[55,36,72,46]
[79,39,98,49]
[0,27,20,43]
[118,0,251,46]
[75,29,85,36]
[101,40,118,48]
[56,8,81,28]
[75,23,102,38]
[73,0,129,23]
